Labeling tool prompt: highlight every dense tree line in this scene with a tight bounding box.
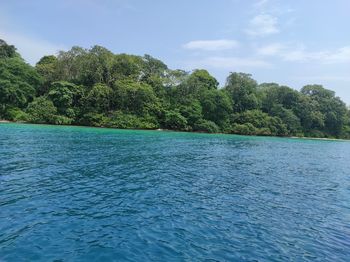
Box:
[1,39,350,139]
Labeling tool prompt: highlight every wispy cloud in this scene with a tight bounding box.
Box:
[186,56,270,70]
[294,75,350,82]
[257,43,284,56]
[283,46,350,64]
[61,0,136,13]
[245,14,279,37]
[253,0,270,10]
[252,0,294,15]
[183,39,239,51]
[257,43,350,64]
[0,30,65,64]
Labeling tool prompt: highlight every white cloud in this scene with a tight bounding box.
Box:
[257,43,350,64]
[257,43,284,56]
[183,39,239,51]
[0,30,65,64]
[253,0,269,9]
[186,56,270,70]
[322,46,350,64]
[294,75,350,82]
[245,14,279,37]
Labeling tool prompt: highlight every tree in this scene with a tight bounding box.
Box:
[163,110,188,130]
[112,54,143,81]
[301,85,347,136]
[179,100,203,127]
[295,95,325,132]
[26,97,58,124]
[225,72,259,112]
[231,110,287,136]
[270,104,301,135]
[140,55,169,97]
[79,45,115,86]
[48,81,83,117]
[0,39,16,58]
[259,83,300,112]
[36,55,58,94]
[83,83,113,113]
[0,49,41,117]
[113,79,159,116]
[301,85,335,99]
[55,46,87,83]
[1,39,350,139]
[174,69,219,100]
[200,89,232,128]
[141,54,168,80]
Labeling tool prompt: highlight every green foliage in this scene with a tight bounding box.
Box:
[341,125,350,139]
[225,72,259,112]
[270,104,301,135]
[300,85,347,136]
[141,54,168,83]
[179,100,202,126]
[0,40,17,58]
[107,112,159,129]
[26,97,58,124]
[185,69,219,96]
[259,83,300,111]
[83,83,112,113]
[53,115,73,125]
[301,85,335,98]
[200,89,232,127]
[1,38,349,139]
[48,81,82,116]
[5,107,30,121]
[163,110,188,130]
[232,110,288,136]
[193,119,219,133]
[35,55,58,94]
[79,112,108,127]
[230,123,257,135]
[0,52,41,116]
[113,79,159,116]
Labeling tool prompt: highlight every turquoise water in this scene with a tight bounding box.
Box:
[1,123,350,261]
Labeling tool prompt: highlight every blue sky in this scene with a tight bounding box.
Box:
[1,0,350,104]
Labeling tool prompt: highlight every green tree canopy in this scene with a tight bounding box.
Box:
[1,39,349,139]
[225,72,259,112]
[0,46,41,116]
[0,39,17,58]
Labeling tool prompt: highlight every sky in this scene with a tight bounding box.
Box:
[1,0,350,104]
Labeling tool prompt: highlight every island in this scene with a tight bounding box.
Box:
[1,39,349,139]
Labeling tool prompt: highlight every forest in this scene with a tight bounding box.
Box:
[1,39,350,139]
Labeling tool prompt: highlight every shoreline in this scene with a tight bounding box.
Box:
[0,120,348,142]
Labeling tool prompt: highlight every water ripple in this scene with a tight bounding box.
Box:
[1,123,350,261]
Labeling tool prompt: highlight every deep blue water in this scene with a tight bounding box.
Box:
[1,123,350,261]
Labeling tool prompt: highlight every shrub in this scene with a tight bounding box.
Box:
[53,115,73,125]
[304,130,326,138]
[5,107,30,121]
[230,123,256,135]
[340,126,350,139]
[255,127,272,136]
[163,110,188,130]
[108,112,159,129]
[231,110,288,136]
[79,113,108,127]
[26,97,58,124]
[193,119,219,133]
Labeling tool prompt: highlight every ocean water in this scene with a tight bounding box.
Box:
[1,123,350,261]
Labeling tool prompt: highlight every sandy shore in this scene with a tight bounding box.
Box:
[0,120,11,123]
